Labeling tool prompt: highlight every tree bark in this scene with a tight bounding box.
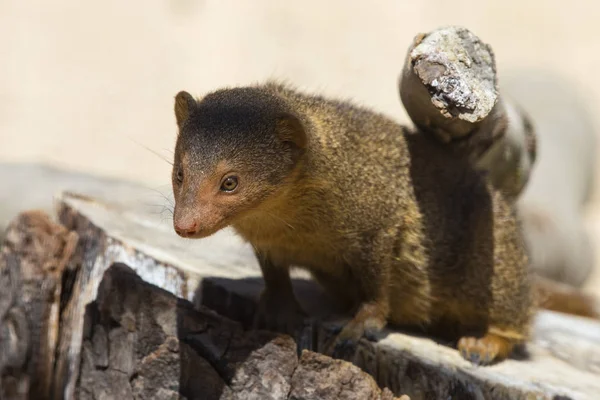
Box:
[0,211,78,400]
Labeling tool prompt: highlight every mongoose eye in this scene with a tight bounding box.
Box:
[220,176,239,192]
[176,166,184,184]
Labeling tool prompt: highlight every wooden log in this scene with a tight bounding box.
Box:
[76,262,402,400]
[0,211,78,400]
[2,191,600,399]
[0,204,406,400]
[398,27,598,290]
[399,26,536,198]
[37,192,600,399]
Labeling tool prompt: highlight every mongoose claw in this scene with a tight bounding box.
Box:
[325,327,360,360]
[330,338,357,360]
[457,333,513,366]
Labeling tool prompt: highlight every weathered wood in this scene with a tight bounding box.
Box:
[2,190,600,399]
[399,26,536,198]
[43,192,600,400]
[0,208,407,400]
[400,26,498,139]
[77,262,402,399]
[0,211,78,400]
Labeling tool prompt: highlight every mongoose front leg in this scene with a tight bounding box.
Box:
[455,270,531,366]
[328,300,389,358]
[253,250,307,335]
[457,236,532,365]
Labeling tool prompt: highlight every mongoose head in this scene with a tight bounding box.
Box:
[171,87,307,238]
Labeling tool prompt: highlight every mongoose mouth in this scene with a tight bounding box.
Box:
[173,202,231,239]
[173,222,228,239]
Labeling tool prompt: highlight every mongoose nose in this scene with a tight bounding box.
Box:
[174,220,199,237]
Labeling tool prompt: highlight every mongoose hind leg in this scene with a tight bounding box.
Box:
[326,302,389,359]
[457,198,533,365]
[457,332,515,365]
[454,273,531,365]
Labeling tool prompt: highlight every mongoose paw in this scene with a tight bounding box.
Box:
[253,289,308,335]
[457,333,513,366]
[326,315,386,359]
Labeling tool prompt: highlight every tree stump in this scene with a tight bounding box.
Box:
[77,262,401,400]
[0,207,404,400]
[2,192,600,399]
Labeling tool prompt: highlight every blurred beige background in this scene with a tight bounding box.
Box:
[1,0,600,285]
[2,0,598,185]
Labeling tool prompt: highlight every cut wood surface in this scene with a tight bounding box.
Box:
[400,26,499,139]
[18,191,600,399]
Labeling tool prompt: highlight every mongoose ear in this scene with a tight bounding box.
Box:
[276,114,307,150]
[174,91,197,127]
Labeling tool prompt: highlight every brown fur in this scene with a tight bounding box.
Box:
[171,82,534,365]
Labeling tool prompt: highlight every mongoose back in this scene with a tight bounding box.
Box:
[171,82,533,365]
